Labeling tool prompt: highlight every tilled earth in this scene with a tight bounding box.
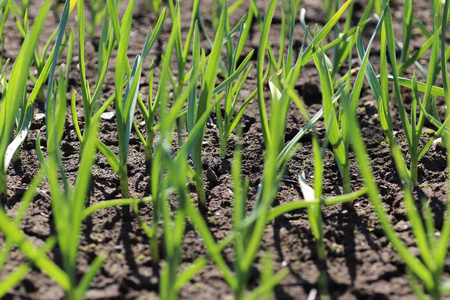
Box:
[2,0,449,299]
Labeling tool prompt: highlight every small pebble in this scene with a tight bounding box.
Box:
[34,113,45,120]
[101,111,115,120]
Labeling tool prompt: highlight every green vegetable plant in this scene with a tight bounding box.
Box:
[97,0,164,198]
[186,2,226,205]
[215,7,255,158]
[0,205,69,296]
[132,8,167,167]
[152,74,222,300]
[37,73,105,300]
[271,2,377,197]
[132,8,178,264]
[132,34,223,296]
[131,1,195,169]
[0,0,7,65]
[185,131,289,299]
[71,0,119,150]
[167,0,199,96]
[256,0,353,161]
[391,0,450,77]
[146,0,163,15]
[312,44,351,194]
[345,76,450,300]
[298,146,329,299]
[0,0,52,201]
[297,0,374,88]
[359,2,449,184]
[145,86,223,299]
[277,23,380,292]
[0,170,58,297]
[84,0,107,40]
[8,0,77,152]
[310,14,378,196]
[350,3,450,296]
[34,3,106,297]
[8,0,74,102]
[2,24,73,185]
[193,2,263,159]
[153,133,209,300]
[265,85,369,299]
[165,1,256,201]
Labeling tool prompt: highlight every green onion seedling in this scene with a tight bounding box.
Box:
[361,4,449,184]
[215,8,255,158]
[131,9,167,167]
[133,9,178,264]
[299,165,329,298]
[84,0,107,40]
[184,133,289,299]
[300,7,383,201]
[167,0,199,96]
[256,0,353,157]
[0,1,7,66]
[145,0,163,16]
[32,2,105,298]
[345,18,450,291]
[186,1,226,205]
[97,0,163,198]
[346,88,450,299]
[156,138,209,300]
[38,83,105,300]
[71,0,118,150]
[0,0,52,201]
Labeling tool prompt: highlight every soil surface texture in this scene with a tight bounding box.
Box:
[1,0,449,299]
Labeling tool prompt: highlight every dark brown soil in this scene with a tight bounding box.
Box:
[1,0,449,299]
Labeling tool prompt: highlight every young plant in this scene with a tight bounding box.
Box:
[214,7,255,158]
[354,7,450,296]
[261,96,367,299]
[396,0,450,77]
[294,15,376,196]
[132,48,220,298]
[185,137,289,299]
[146,0,163,15]
[97,0,164,197]
[312,45,351,194]
[8,0,75,102]
[72,0,118,150]
[256,0,353,159]
[186,2,226,205]
[396,0,415,76]
[3,22,75,183]
[84,0,107,40]
[154,136,208,300]
[298,156,329,298]
[0,0,52,201]
[345,79,450,300]
[131,8,166,167]
[160,47,293,297]
[37,70,105,300]
[0,171,57,297]
[35,3,105,294]
[359,4,449,183]
[132,9,178,264]
[194,23,310,293]
[167,0,199,96]
[187,2,257,159]
[0,0,7,65]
